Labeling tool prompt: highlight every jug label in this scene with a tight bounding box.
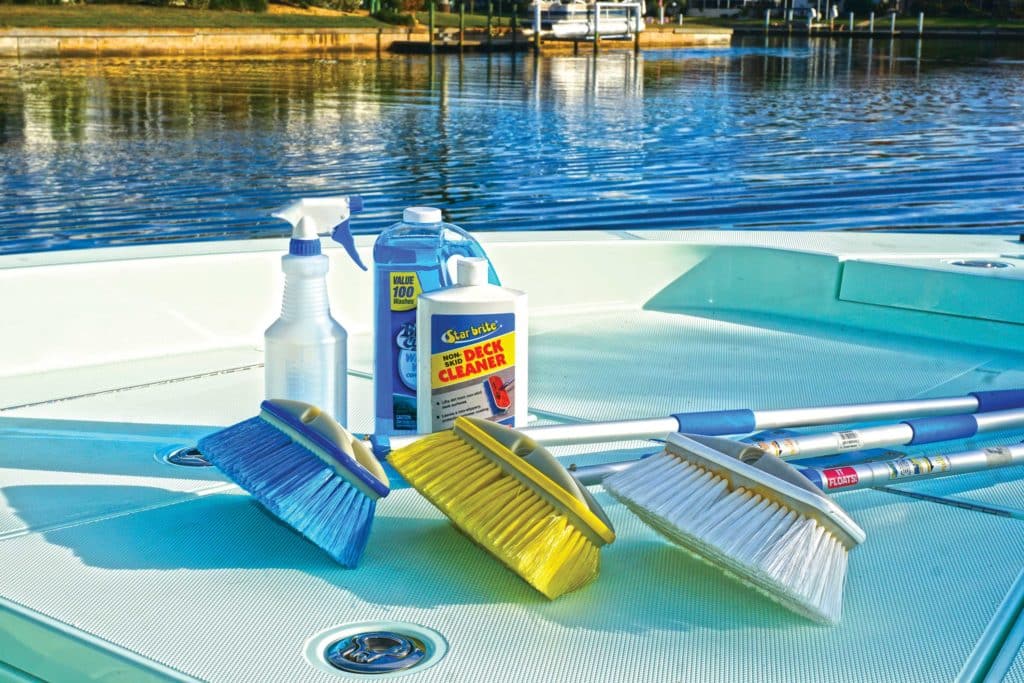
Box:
[380,270,426,431]
[390,272,422,312]
[428,312,516,431]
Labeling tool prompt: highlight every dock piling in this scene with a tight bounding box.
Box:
[848,11,853,32]
[889,11,896,35]
[511,4,518,50]
[487,1,493,50]
[764,8,770,31]
[533,0,541,53]
[869,10,874,33]
[429,1,436,52]
[918,11,924,34]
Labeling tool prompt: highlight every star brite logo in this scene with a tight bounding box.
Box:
[430,314,516,391]
[441,320,499,345]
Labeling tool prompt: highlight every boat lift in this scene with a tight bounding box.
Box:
[524,1,644,42]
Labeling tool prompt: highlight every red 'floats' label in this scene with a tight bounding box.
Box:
[822,466,859,490]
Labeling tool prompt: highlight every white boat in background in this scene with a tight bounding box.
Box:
[524,0,644,40]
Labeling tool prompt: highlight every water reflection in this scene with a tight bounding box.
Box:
[1,38,1023,254]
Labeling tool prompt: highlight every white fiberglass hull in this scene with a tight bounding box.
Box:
[1,230,1024,682]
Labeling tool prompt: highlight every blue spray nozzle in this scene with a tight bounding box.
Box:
[332,218,367,271]
[272,195,367,270]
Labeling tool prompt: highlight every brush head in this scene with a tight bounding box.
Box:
[388,417,615,599]
[604,433,864,625]
[198,400,389,567]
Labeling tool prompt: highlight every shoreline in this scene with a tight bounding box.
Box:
[0,26,417,59]
[731,25,1024,38]
[0,15,1019,59]
[0,25,732,59]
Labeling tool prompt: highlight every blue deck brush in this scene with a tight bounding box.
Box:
[198,399,390,567]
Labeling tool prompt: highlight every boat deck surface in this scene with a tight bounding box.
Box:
[1,229,1023,682]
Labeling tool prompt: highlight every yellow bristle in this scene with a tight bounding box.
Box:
[390,431,602,599]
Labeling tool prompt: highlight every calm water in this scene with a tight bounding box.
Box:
[1,37,1023,254]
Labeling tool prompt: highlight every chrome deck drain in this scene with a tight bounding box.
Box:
[948,259,1012,269]
[306,622,447,678]
[158,446,212,467]
[325,632,426,674]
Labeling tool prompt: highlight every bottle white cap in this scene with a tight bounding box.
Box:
[457,257,489,286]
[403,206,443,224]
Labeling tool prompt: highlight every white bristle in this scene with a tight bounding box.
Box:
[604,450,850,625]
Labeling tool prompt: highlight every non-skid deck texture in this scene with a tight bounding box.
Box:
[3,294,1024,680]
[529,308,1010,421]
[1,431,1023,683]
[0,351,374,431]
[1009,647,1024,683]
[0,422,226,538]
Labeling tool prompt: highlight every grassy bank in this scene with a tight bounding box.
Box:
[0,4,386,29]
[5,3,1019,33]
[411,9,498,27]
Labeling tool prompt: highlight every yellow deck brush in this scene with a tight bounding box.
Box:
[388,416,616,599]
[604,433,865,625]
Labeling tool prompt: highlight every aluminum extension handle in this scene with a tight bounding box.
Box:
[799,442,1024,493]
[370,388,1024,455]
[748,406,1024,460]
[572,442,1024,492]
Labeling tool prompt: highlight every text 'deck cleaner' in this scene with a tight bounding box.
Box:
[416,257,527,433]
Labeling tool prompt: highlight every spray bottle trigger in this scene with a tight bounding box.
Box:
[331,219,368,271]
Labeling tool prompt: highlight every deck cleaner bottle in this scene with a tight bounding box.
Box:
[265,196,366,427]
[373,207,498,434]
[416,257,527,433]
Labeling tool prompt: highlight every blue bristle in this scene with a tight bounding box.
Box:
[198,416,377,567]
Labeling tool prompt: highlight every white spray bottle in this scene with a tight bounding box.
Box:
[266,196,366,427]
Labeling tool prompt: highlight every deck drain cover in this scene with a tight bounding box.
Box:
[326,632,426,674]
[159,446,212,467]
[948,259,1012,269]
[306,622,447,678]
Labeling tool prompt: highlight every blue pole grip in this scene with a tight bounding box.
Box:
[971,389,1024,413]
[672,409,757,436]
[904,413,979,445]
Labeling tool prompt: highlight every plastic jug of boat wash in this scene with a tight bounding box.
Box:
[416,257,527,433]
[373,207,499,434]
[265,196,366,427]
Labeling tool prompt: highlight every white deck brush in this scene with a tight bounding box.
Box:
[604,433,865,625]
